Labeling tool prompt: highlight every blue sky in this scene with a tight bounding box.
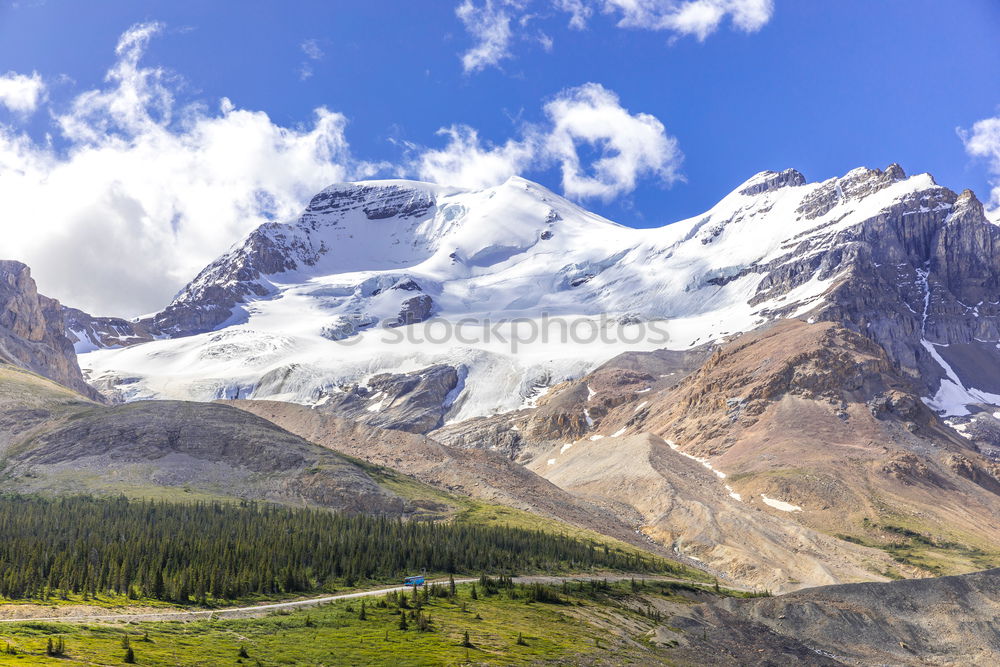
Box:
[0,0,999,314]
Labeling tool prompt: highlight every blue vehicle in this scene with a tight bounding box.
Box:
[404,575,425,586]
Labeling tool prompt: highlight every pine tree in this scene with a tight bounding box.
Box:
[359,600,367,620]
[398,612,408,630]
[462,630,473,648]
[124,646,136,663]
[449,574,456,597]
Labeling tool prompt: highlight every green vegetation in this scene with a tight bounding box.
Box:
[854,517,999,574]
[0,579,747,665]
[0,494,681,604]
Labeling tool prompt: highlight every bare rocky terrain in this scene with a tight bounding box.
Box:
[663,567,1000,666]
[0,260,102,400]
[0,364,430,516]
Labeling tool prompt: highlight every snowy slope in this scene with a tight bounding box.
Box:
[80,167,985,421]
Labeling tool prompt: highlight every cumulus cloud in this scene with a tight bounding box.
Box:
[544,83,682,200]
[0,23,378,316]
[458,0,774,71]
[0,70,46,113]
[415,83,681,200]
[416,125,539,188]
[961,115,1000,210]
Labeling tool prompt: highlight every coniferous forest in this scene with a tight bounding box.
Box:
[0,494,675,603]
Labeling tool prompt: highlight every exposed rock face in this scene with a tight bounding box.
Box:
[431,347,712,460]
[749,171,1000,405]
[737,167,806,196]
[384,294,434,327]
[0,261,101,400]
[318,364,461,433]
[63,306,154,351]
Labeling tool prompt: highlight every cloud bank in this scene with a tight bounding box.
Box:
[457,0,775,72]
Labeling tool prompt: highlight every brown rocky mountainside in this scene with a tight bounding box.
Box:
[586,319,1000,574]
[0,364,418,516]
[221,399,681,561]
[527,431,905,592]
[0,260,102,400]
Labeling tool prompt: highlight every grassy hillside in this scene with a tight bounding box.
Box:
[0,579,757,665]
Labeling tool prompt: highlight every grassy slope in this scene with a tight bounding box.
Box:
[736,466,1000,577]
[0,581,748,665]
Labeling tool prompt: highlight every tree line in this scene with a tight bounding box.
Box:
[0,494,676,602]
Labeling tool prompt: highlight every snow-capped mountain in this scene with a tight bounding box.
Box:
[77,165,1000,422]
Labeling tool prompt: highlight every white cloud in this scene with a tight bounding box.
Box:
[301,39,325,61]
[457,0,774,71]
[554,0,592,29]
[299,38,325,80]
[0,70,46,113]
[416,125,538,188]
[0,23,378,317]
[544,83,682,200]
[414,83,681,201]
[961,115,1000,209]
[606,0,773,39]
[456,0,523,72]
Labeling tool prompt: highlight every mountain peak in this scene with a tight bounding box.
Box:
[884,162,906,181]
[736,168,806,196]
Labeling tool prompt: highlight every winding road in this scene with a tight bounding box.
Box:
[0,574,708,625]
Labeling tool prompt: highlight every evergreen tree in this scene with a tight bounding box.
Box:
[0,494,675,604]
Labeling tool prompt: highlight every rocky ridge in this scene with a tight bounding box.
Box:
[0,260,102,400]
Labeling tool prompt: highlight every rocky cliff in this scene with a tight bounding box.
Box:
[0,260,102,400]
